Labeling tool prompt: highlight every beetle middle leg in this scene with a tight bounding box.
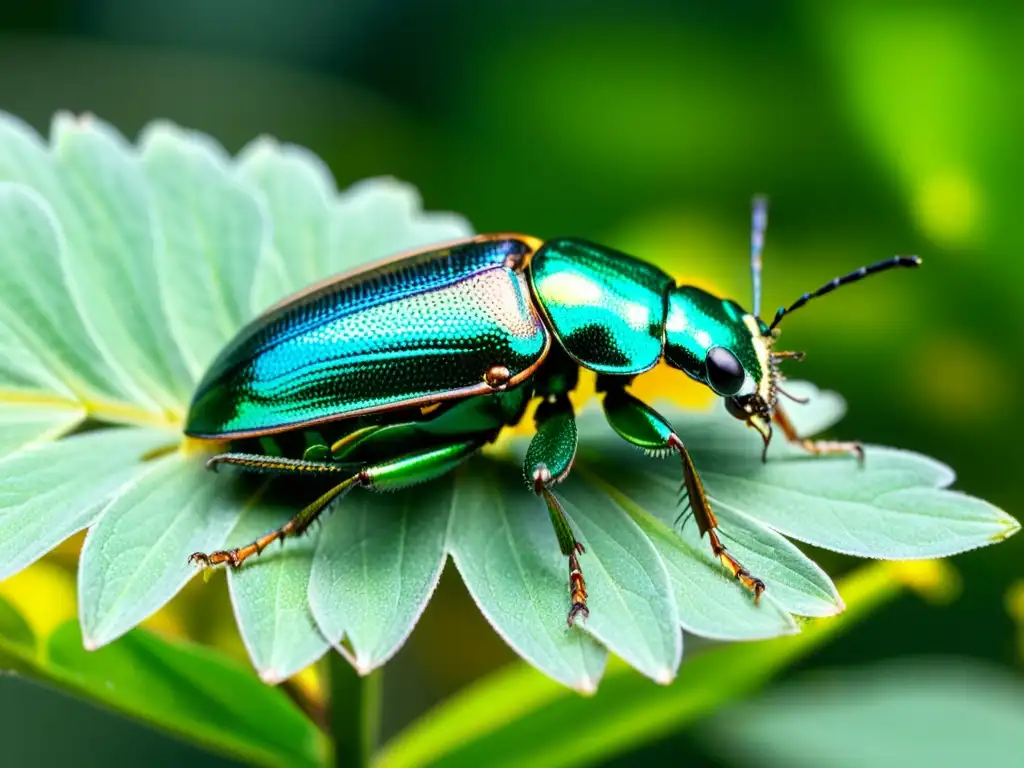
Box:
[523,392,589,627]
[601,385,766,602]
[190,438,485,569]
[772,402,864,464]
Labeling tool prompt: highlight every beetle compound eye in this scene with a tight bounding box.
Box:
[706,346,745,396]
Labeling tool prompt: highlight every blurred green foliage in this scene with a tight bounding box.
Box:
[0,1,1020,765]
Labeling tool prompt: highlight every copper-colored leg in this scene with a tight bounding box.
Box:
[669,434,765,601]
[773,403,864,464]
[189,474,360,568]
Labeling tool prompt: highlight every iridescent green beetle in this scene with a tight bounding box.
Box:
[185,198,920,626]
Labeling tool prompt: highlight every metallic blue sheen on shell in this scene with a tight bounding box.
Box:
[185,237,549,438]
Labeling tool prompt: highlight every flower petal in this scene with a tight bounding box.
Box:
[331,178,472,272]
[0,180,130,407]
[308,478,452,675]
[140,122,271,378]
[226,491,331,684]
[553,476,682,683]
[78,449,243,648]
[0,428,175,581]
[448,461,608,693]
[236,137,336,302]
[50,114,194,413]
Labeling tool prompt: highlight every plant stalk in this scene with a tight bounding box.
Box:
[330,650,382,767]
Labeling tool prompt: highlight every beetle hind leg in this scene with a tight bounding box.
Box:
[524,393,589,627]
[189,439,485,570]
[189,474,361,567]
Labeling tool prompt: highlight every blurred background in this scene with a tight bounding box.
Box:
[0,1,1020,765]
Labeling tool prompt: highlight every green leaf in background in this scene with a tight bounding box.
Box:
[374,560,927,768]
[0,109,1015,702]
[0,590,327,768]
[47,622,328,768]
[704,659,1024,768]
[0,594,35,655]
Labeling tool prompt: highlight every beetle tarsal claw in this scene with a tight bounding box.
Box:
[188,549,241,568]
[187,551,210,567]
[567,542,589,627]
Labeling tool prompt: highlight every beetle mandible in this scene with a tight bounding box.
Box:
[185,197,920,626]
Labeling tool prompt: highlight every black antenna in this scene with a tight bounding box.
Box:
[769,255,922,331]
[750,195,768,318]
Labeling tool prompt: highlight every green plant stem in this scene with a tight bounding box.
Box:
[330,651,382,767]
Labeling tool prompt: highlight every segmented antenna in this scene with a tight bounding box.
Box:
[769,255,922,331]
[750,195,768,318]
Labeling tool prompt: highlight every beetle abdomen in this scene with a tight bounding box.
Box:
[185,236,550,438]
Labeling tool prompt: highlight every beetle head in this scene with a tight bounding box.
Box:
[663,251,922,458]
[663,286,780,453]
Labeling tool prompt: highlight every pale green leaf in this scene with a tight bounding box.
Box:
[702,501,842,617]
[0,403,84,462]
[50,113,194,412]
[0,115,149,413]
[308,478,453,675]
[242,156,474,315]
[584,388,1018,560]
[78,450,243,648]
[619,501,800,640]
[227,491,331,684]
[331,178,472,272]
[0,313,70,398]
[0,113,67,208]
[249,244,293,318]
[706,661,1024,768]
[701,439,1016,558]
[0,428,176,582]
[551,476,682,683]
[578,445,841,622]
[0,182,127,405]
[772,380,847,436]
[448,462,608,693]
[141,122,271,377]
[237,137,336,300]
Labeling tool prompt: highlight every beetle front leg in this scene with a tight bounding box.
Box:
[524,393,589,627]
[772,402,864,464]
[602,387,765,602]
